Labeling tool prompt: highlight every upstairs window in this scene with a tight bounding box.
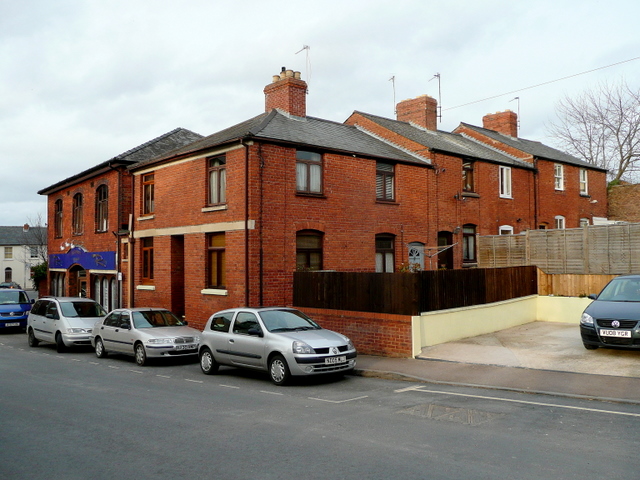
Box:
[554,164,564,191]
[376,162,395,201]
[499,166,512,198]
[296,230,323,271]
[72,193,84,235]
[375,234,395,273]
[54,199,63,238]
[463,161,475,192]
[208,155,226,205]
[579,169,588,195]
[142,173,155,215]
[296,151,322,194]
[95,185,108,232]
[207,233,226,289]
[4,247,13,260]
[462,224,477,263]
[142,237,154,284]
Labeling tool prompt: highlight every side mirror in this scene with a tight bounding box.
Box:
[248,327,264,338]
[120,322,131,330]
[30,299,35,304]
[588,294,598,300]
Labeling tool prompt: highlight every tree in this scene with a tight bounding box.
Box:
[548,80,640,183]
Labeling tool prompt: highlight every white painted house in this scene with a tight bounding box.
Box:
[0,225,47,290]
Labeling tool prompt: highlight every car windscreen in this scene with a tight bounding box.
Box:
[0,290,30,305]
[59,301,107,317]
[132,310,185,328]
[260,309,321,332]
[597,278,640,302]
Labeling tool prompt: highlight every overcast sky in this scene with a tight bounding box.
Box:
[2,0,639,227]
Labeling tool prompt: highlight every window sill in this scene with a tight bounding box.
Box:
[201,288,228,296]
[138,215,155,221]
[499,195,512,200]
[296,192,326,199]
[136,285,156,291]
[462,192,480,198]
[580,193,590,197]
[462,262,478,268]
[202,205,228,213]
[376,199,399,205]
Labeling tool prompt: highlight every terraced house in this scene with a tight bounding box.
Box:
[39,68,607,327]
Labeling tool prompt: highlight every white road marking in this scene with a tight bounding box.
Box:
[185,379,203,384]
[406,387,640,418]
[219,384,240,389]
[260,390,284,396]
[308,395,369,404]
[129,370,143,374]
[156,375,171,379]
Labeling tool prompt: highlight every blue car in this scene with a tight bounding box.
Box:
[0,289,34,330]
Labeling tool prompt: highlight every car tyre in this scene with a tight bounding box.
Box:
[27,328,39,347]
[583,343,598,350]
[268,354,291,386]
[55,332,66,353]
[95,337,108,358]
[135,343,147,366]
[199,347,219,375]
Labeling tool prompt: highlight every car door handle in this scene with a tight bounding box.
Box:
[228,339,234,343]
[115,329,119,332]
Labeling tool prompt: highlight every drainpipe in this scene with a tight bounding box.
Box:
[258,143,264,307]
[242,140,250,306]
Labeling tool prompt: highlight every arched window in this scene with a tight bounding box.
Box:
[54,199,63,238]
[296,230,323,271]
[375,234,395,272]
[555,216,566,229]
[4,267,12,282]
[95,185,108,232]
[208,155,226,205]
[72,193,83,235]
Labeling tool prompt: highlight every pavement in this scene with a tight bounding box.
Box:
[354,322,640,404]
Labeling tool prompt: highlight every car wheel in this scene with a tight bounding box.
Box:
[95,337,108,358]
[27,328,39,347]
[199,347,219,375]
[583,343,598,350]
[268,354,291,386]
[134,343,147,366]
[55,332,66,353]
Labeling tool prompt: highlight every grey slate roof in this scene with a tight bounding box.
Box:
[131,110,429,170]
[38,128,203,195]
[0,226,47,246]
[458,122,607,172]
[352,111,535,170]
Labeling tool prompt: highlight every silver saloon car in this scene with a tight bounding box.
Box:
[199,307,357,385]
[91,308,200,366]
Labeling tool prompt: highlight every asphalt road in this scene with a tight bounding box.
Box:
[1,330,638,480]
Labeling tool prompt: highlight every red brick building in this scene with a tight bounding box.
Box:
[39,68,608,328]
[38,128,203,308]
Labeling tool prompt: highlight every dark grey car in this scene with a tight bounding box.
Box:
[580,275,640,350]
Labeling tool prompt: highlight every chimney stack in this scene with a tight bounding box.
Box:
[482,111,518,137]
[396,95,438,130]
[264,66,307,117]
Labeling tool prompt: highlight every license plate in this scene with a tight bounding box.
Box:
[325,356,346,364]
[176,344,196,350]
[4,322,20,327]
[599,329,631,338]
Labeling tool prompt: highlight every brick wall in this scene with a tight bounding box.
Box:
[608,183,640,222]
[300,307,414,357]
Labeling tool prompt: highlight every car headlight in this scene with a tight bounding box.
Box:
[347,339,355,351]
[580,313,594,325]
[67,328,89,334]
[147,338,175,344]
[292,340,315,354]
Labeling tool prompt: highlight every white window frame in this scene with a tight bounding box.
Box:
[4,247,13,260]
[499,166,512,198]
[499,225,514,235]
[579,218,589,227]
[555,215,566,229]
[579,169,588,195]
[554,164,564,191]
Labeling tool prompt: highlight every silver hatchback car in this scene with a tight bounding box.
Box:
[91,308,201,366]
[199,307,357,385]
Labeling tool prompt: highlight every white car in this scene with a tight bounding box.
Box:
[199,307,357,385]
[91,308,200,366]
[27,297,107,352]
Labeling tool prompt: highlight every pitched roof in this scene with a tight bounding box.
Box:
[0,226,47,246]
[38,128,204,195]
[131,110,429,170]
[458,122,607,171]
[351,111,534,169]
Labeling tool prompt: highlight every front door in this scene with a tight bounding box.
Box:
[437,232,453,270]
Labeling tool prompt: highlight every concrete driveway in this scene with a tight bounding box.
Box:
[417,321,640,378]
